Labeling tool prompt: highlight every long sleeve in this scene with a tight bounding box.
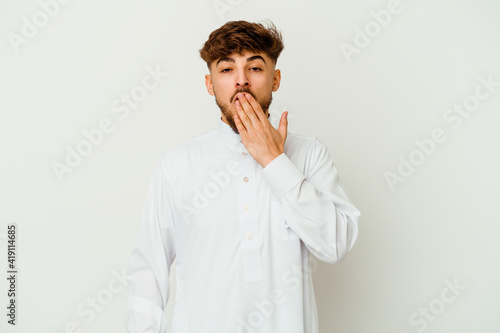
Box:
[125,157,176,332]
[261,137,360,264]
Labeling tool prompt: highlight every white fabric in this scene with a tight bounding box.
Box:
[125,118,361,333]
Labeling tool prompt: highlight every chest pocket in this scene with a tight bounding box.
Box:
[271,198,299,240]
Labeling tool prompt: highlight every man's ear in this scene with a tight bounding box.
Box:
[272,69,281,92]
[205,74,215,96]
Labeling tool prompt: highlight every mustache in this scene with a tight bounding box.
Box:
[231,89,254,102]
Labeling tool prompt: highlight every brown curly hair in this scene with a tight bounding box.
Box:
[199,20,284,70]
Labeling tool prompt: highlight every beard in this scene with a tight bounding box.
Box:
[214,88,272,134]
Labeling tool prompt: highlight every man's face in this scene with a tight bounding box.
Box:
[205,51,281,134]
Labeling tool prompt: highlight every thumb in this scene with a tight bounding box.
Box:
[278,111,288,141]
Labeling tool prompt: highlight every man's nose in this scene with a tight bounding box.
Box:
[235,69,249,87]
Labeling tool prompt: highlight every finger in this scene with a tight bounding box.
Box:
[236,93,259,126]
[233,112,247,135]
[242,93,266,122]
[235,99,252,130]
[278,111,288,142]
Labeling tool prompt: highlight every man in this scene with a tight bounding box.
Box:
[125,20,360,333]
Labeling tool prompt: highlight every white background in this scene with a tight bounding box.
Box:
[1,0,499,332]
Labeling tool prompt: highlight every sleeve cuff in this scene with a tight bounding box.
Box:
[261,153,305,199]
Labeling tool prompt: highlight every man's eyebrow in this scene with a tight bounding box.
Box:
[247,55,266,65]
[215,55,267,67]
[216,57,234,66]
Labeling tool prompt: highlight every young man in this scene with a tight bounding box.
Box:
[125,20,360,333]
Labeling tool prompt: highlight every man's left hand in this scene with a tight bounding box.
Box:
[233,92,288,168]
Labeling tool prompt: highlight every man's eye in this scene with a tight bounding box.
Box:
[221,68,231,73]
[251,67,262,71]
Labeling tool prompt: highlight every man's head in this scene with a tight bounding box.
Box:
[200,20,284,134]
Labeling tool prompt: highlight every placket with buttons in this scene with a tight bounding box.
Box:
[236,139,263,283]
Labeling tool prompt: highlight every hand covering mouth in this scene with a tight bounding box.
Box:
[233,91,249,102]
